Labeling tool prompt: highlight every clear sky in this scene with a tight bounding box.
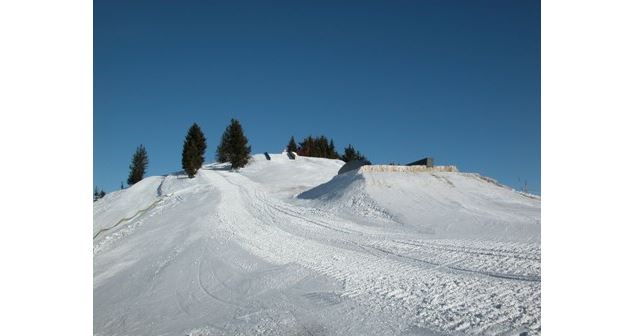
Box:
[94,0,540,194]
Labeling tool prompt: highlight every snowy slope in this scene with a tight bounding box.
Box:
[94,154,541,336]
[93,176,163,237]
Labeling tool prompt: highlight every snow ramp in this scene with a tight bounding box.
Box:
[298,166,540,241]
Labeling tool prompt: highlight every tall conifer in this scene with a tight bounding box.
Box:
[216,119,251,169]
[181,123,207,178]
[127,145,149,185]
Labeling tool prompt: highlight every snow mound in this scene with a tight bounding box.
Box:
[299,168,540,241]
[239,153,345,196]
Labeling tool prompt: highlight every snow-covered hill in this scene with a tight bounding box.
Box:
[94,154,541,336]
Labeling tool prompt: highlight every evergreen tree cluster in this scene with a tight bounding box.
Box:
[114,119,372,190]
[127,144,149,185]
[115,119,252,188]
[296,135,339,159]
[181,123,207,178]
[291,136,371,164]
[93,186,106,202]
[341,144,371,165]
[216,118,252,169]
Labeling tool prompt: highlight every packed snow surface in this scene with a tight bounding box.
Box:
[94,154,541,335]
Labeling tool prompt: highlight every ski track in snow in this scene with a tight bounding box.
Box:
[94,154,540,336]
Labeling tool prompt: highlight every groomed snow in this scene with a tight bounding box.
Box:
[94,154,541,335]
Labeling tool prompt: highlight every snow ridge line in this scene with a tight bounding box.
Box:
[469,173,541,200]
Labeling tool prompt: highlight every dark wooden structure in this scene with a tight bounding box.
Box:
[406,157,434,167]
[338,160,367,175]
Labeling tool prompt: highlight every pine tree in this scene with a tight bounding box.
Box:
[316,135,328,157]
[127,144,149,185]
[328,139,339,159]
[182,140,197,177]
[216,119,251,169]
[181,123,207,178]
[297,136,313,156]
[287,136,297,153]
[94,186,105,201]
[341,144,371,164]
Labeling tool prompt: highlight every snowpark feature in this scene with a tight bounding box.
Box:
[94,153,541,336]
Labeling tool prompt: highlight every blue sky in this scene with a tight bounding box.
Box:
[94,0,540,193]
